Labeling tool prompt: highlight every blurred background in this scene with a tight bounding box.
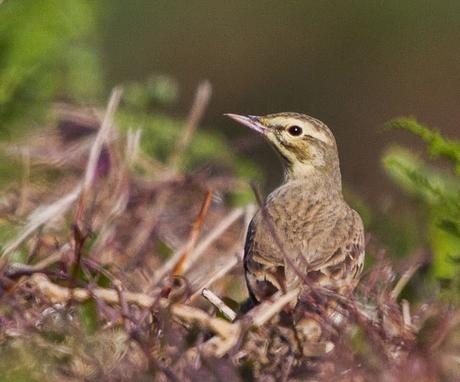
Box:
[102,0,460,198]
[3,1,460,197]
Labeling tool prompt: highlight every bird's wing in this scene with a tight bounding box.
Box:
[243,214,286,302]
[243,218,259,302]
[285,204,365,292]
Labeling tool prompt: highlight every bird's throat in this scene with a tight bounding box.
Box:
[283,161,342,192]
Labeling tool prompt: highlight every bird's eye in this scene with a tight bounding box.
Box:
[287,125,303,136]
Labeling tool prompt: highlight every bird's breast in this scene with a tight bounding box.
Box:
[253,182,345,261]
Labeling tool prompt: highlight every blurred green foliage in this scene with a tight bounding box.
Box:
[344,187,420,261]
[123,74,179,109]
[117,110,260,179]
[120,77,262,204]
[0,0,102,138]
[383,118,460,280]
[116,109,260,206]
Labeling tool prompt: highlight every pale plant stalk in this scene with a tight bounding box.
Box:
[82,87,123,195]
[168,80,212,172]
[152,206,245,286]
[125,81,211,258]
[202,288,237,322]
[2,88,123,258]
[189,204,256,298]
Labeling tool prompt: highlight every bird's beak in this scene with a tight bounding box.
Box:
[224,113,267,135]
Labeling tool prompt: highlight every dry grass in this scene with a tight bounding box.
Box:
[0,88,459,381]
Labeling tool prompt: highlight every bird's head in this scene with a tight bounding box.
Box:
[225,112,342,185]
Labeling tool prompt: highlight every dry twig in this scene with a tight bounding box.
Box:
[173,190,213,275]
[390,261,422,301]
[153,206,245,286]
[2,185,82,258]
[202,288,237,322]
[26,273,236,342]
[168,80,212,172]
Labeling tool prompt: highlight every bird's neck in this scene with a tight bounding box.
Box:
[283,162,342,193]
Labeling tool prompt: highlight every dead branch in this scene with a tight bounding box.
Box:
[202,288,237,322]
[152,206,245,286]
[6,244,70,278]
[191,203,255,297]
[76,86,123,226]
[198,289,300,357]
[390,261,422,301]
[2,185,82,258]
[189,250,241,299]
[173,190,213,275]
[26,273,236,342]
[168,80,212,172]
[82,87,122,195]
[248,289,300,327]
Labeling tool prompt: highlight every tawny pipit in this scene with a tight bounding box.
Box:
[226,113,365,305]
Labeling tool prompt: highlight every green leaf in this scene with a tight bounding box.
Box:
[382,147,460,212]
[385,118,460,167]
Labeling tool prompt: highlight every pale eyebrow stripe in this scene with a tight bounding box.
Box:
[281,117,332,145]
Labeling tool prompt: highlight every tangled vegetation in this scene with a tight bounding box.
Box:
[0,87,458,381]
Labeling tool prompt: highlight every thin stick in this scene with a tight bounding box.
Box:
[125,187,171,258]
[183,207,244,273]
[202,288,237,322]
[125,128,142,166]
[29,273,155,307]
[82,87,123,195]
[3,89,122,258]
[173,190,213,275]
[190,251,240,299]
[172,303,237,339]
[390,262,422,301]
[6,244,71,277]
[189,204,255,298]
[281,353,294,382]
[2,185,82,257]
[401,299,412,330]
[200,332,240,358]
[168,80,212,172]
[153,207,244,285]
[198,289,300,357]
[113,279,132,332]
[249,289,300,327]
[75,87,123,225]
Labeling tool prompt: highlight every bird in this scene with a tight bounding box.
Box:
[225,112,365,310]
